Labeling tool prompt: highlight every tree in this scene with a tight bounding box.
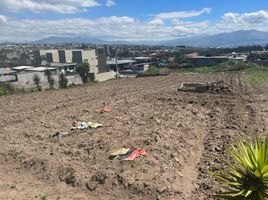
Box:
[33,74,42,91]
[59,73,68,88]
[45,70,55,89]
[76,62,90,83]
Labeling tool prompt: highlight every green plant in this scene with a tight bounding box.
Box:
[59,73,68,88]
[33,74,42,91]
[40,192,47,200]
[76,62,90,83]
[8,183,16,189]
[0,82,15,96]
[45,70,55,89]
[213,134,268,199]
[138,66,160,77]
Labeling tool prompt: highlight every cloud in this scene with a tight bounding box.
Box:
[0,0,100,14]
[155,8,211,20]
[216,10,268,32]
[0,15,8,23]
[148,19,165,26]
[106,0,116,7]
[0,15,209,42]
[2,9,268,42]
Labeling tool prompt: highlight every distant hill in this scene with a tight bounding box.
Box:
[162,30,268,47]
[33,36,108,44]
[31,30,268,47]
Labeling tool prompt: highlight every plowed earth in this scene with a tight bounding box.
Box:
[0,73,267,200]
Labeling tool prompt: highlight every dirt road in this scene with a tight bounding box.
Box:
[0,73,267,200]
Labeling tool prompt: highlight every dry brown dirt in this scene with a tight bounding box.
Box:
[0,73,267,200]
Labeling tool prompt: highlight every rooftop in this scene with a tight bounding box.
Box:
[25,67,57,72]
[0,68,16,75]
[50,63,77,67]
[12,66,34,70]
[107,60,136,65]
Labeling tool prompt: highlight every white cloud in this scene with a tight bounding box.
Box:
[216,10,268,32]
[0,0,100,14]
[0,15,8,23]
[97,16,135,24]
[2,9,268,42]
[155,8,211,20]
[148,19,165,26]
[106,0,116,7]
[0,15,208,42]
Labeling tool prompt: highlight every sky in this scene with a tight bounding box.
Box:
[0,0,268,42]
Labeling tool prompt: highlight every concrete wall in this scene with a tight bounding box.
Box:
[65,50,73,63]
[40,50,60,63]
[66,74,83,85]
[13,71,59,89]
[95,71,116,82]
[82,50,99,74]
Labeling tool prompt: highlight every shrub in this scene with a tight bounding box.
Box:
[59,73,68,88]
[0,82,15,96]
[76,63,90,83]
[33,74,42,91]
[213,134,268,199]
[138,66,160,77]
[216,60,260,72]
[45,70,55,89]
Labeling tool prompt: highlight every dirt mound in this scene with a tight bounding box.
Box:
[206,80,234,94]
[178,80,234,95]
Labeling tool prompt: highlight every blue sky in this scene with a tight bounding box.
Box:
[0,0,268,41]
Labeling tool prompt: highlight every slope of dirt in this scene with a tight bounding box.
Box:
[0,73,267,200]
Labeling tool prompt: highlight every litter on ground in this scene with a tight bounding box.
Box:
[123,149,146,161]
[49,131,70,139]
[109,148,146,160]
[71,122,103,130]
[109,148,131,160]
[103,105,111,113]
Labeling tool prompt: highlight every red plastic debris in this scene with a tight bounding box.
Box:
[103,105,111,113]
[123,149,146,161]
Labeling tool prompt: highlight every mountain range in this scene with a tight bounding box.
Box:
[32,30,268,48]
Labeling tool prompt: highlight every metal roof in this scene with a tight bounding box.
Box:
[0,68,16,75]
[50,63,77,67]
[25,67,57,72]
[107,60,136,65]
[12,66,34,70]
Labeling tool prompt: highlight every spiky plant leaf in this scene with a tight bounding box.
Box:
[213,134,268,199]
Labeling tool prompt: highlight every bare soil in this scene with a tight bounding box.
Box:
[0,73,267,200]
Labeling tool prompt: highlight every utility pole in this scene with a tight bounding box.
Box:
[115,48,119,78]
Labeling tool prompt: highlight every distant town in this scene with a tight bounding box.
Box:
[0,42,268,90]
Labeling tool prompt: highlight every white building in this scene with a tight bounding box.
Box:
[39,49,99,74]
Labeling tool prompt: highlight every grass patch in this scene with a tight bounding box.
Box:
[137,66,161,77]
[174,60,263,74]
[244,67,268,86]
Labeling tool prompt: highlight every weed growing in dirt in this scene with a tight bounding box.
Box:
[8,183,16,189]
[40,192,47,200]
[213,134,268,199]
[245,68,268,86]
[174,61,262,74]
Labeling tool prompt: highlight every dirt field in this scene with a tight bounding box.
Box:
[0,73,267,200]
